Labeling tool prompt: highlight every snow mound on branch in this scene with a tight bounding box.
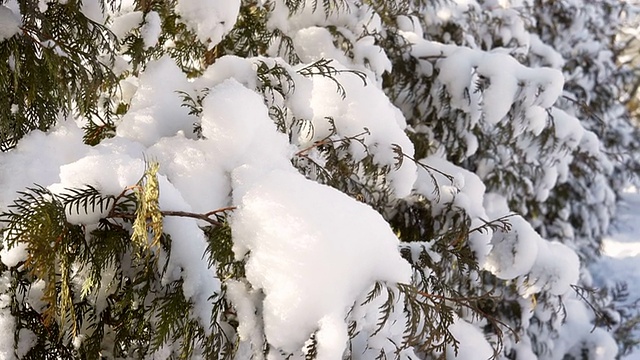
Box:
[198,55,417,198]
[175,0,240,48]
[308,63,418,198]
[198,79,411,358]
[446,317,494,360]
[0,121,89,214]
[414,155,492,264]
[484,214,540,280]
[0,5,20,42]
[116,57,198,147]
[483,193,580,296]
[148,135,229,215]
[404,37,564,126]
[44,140,221,330]
[232,169,411,357]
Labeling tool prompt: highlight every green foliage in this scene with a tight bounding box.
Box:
[1,0,638,358]
[0,163,238,358]
[0,0,118,150]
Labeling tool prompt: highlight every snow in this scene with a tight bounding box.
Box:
[446,317,494,360]
[307,63,418,198]
[141,11,162,49]
[293,27,351,65]
[79,0,104,24]
[406,37,565,125]
[175,0,240,48]
[198,79,411,357]
[413,155,492,263]
[1,1,639,358]
[110,11,143,40]
[0,273,14,360]
[591,187,640,359]
[232,169,411,357]
[484,214,539,280]
[116,57,198,147]
[0,5,20,42]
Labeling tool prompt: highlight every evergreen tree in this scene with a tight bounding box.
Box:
[0,0,638,359]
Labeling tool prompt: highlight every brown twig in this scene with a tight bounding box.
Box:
[107,184,235,227]
[295,129,371,157]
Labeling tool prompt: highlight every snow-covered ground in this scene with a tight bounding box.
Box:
[592,186,640,359]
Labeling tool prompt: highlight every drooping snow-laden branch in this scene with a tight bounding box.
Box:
[399,283,520,357]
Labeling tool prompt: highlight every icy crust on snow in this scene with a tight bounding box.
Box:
[175,0,240,48]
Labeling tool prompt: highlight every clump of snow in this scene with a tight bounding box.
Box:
[483,193,580,296]
[347,285,415,359]
[232,169,411,356]
[0,241,28,268]
[141,11,162,49]
[225,280,264,358]
[80,0,105,24]
[446,317,494,359]
[110,11,143,40]
[307,63,418,198]
[293,27,351,65]
[175,0,240,48]
[551,107,585,148]
[405,38,565,125]
[199,78,293,174]
[0,121,90,214]
[157,176,221,329]
[524,239,580,296]
[148,135,229,215]
[16,329,36,358]
[552,299,619,359]
[414,155,492,263]
[0,5,20,42]
[195,79,410,357]
[116,57,198,146]
[0,273,15,360]
[484,214,540,280]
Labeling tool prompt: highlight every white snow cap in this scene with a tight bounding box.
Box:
[175,0,240,48]
[196,79,411,358]
[0,5,21,42]
[116,56,198,146]
[308,62,418,198]
[483,193,580,296]
[446,317,494,360]
[232,169,411,357]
